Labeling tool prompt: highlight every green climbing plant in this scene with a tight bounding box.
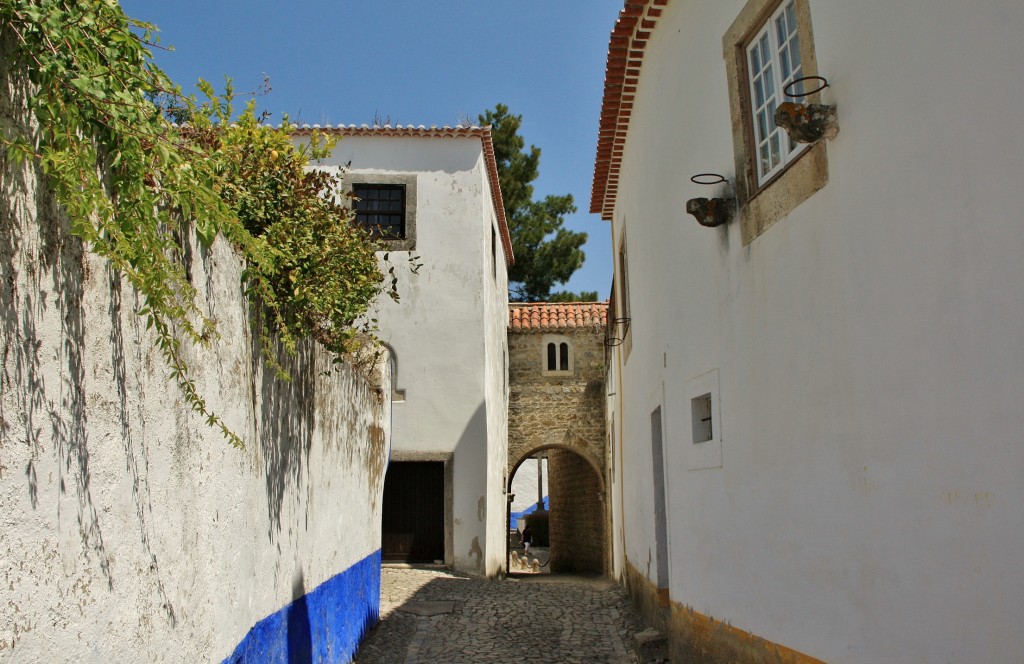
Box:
[0,0,388,447]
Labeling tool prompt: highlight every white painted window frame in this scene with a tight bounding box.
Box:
[746,0,808,185]
[682,369,722,471]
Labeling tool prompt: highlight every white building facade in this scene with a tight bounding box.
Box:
[595,1,1024,662]
[306,126,512,577]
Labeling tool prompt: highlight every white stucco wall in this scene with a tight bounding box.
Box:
[480,165,511,577]
[607,1,1024,662]
[0,49,392,661]
[314,134,509,576]
[510,458,548,514]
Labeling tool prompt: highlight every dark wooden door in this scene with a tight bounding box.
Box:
[381,462,444,562]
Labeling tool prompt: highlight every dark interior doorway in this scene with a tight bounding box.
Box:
[381,461,444,563]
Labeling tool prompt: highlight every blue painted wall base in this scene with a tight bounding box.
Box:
[223,549,381,664]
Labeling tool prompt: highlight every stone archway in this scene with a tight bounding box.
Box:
[507,302,611,576]
[508,444,607,575]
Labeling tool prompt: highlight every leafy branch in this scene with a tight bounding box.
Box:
[0,0,389,447]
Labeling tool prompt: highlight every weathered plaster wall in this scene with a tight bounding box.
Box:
[480,168,511,578]
[605,1,1024,662]
[313,135,509,576]
[0,46,391,663]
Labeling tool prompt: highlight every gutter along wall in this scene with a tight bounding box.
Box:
[0,44,391,663]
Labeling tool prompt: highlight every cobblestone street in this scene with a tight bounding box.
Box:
[354,565,646,664]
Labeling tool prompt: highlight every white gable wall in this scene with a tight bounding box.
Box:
[480,163,512,578]
[609,1,1024,661]
[315,135,509,576]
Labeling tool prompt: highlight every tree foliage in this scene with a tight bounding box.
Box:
[0,0,387,446]
[479,104,593,302]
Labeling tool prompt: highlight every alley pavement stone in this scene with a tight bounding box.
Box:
[354,565,645,664]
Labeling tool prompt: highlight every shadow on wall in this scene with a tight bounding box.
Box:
[108,270,177,624]
[224,550,382,663]
[454,402,489,574]
[253,332,316,540]
[287,569,313,663]
[0,63,114,588]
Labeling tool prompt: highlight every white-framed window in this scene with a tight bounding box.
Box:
[690,393,713,444]
[541,335,573,375]
[725,0,826,242]
[746,0,808,185]
[682,369,722,471]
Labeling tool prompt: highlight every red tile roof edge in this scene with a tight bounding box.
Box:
[291,124,514,267]
[508,301,611,332]
[590,1,669,221]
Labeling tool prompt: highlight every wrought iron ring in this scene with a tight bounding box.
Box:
[783,75,830,98]
[690,173,727,186]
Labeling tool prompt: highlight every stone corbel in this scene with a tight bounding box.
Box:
[774,102,839,143]
[685,197,733,228]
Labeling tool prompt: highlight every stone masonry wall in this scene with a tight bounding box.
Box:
[508,321,607,574]
[548,448,605,574]
[508,328,607,474]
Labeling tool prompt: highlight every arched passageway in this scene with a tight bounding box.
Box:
[508,444,606,576]
[507,301,611,576]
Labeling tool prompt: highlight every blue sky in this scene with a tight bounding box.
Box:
[120,0,624,300]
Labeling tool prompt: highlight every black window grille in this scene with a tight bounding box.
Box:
[353,184,406,239]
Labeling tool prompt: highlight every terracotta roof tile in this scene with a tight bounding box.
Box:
[590,0,669,221]
[289,124,514,267]
[509,301,610,332]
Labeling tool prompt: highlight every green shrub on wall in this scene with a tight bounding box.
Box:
[0,0,388,446]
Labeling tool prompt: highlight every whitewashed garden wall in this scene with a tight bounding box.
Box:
[0,43,390,663]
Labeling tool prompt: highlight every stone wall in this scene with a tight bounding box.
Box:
[507,328,607,474]
[508,319,607,574]
[0,41,390,662]
[548,448,605,574]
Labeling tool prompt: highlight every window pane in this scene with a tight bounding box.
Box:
[547,343,556,371]
[559,343,569,371]
[763,64,775,98]
[749,44,761,74]
[790,34,802,70]
[760,34,771,69]
[780,45,791,81]
[786,1,797,37]
[786,131,798,155]
[776,15,787,46]
[770,131,781,167]
[754,76,765,108]
[786,76,803,101]
[760,143,771,177]
[757,109,768,142]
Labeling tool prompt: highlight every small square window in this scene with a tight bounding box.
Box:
[353,183,406,239]
[344,173,417,250]
[691,393,713,444]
